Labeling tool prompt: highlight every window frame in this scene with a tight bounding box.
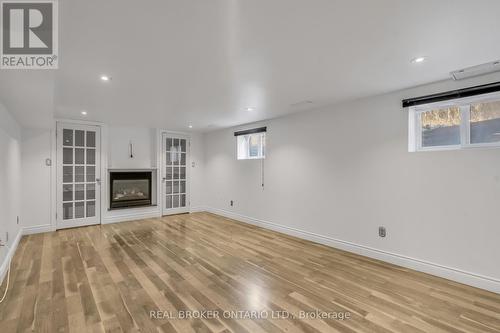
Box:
[236,132,266,160]
[409,91,500,152]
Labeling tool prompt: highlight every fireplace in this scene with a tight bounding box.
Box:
[109,171,152,209]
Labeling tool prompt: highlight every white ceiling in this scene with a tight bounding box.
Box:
[2,0,500,130]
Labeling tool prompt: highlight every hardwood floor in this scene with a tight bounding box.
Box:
[0,212,499,333]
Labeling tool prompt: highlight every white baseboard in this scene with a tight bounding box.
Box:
[23,224,55,235]
[190,206,205,213]
[204,207,500,294]
[0,229,22,285]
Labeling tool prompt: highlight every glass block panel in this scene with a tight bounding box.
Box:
[75,130,85,147]
[63,148,73,164]
[75,202,85,219]
[166,195,172,209]
[173,195,179,208]
[86,184,95,200]
[75,166,85,182]
[86,166,95,182]
[180,194,186,207]
[180,139,186,152]
[180,167,186,180]
[180,153,186,165]
[166,138,172,151]
[470,100,500,144]
[63,166,73,183]
[75,148,85,164]
[165,181,173,194]
[173,181,179,194]
[166,167,173,180]
[180,181,186,194]
[63,129,73,146]
[87,149,95,165]
[421,107,461,147]
[63,184,73,201]
[86,131,96,147]
[63,203,73,220]
[75,184,85,200]
[87,201,96,217]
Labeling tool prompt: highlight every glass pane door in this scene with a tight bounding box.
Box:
[163,135,189,215]
[58,124,100,229]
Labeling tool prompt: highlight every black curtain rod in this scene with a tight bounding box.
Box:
[402,81,500,108]
[234,127,267,136]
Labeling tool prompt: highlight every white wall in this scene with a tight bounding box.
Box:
[0,102,23,281]
[108,126,157,169]
[189,133,205,210]
[202,73,500,292]
[21,128,53,232]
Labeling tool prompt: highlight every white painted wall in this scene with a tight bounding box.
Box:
[189,133,205,210]
[108,126,157,169]
[21,128,53,232]
[0,102,23,281]
[202,73,500,292]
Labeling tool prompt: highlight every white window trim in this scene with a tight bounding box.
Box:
[408,91,500,152]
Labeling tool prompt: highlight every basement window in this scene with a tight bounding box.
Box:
[408,93,500,151]
[235,127,266,160]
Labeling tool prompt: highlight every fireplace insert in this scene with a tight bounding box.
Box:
[109,171,152,209]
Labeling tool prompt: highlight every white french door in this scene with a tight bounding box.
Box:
[161,133,190,215]
[56,123,101,229]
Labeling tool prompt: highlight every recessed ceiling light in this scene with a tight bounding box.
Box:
[100,75,111,81]
[81,110,87,115]
[188,125,193,129]
[411,56,427,64]
[245,107,255,112]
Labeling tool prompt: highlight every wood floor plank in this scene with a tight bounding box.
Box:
[0,212,499,333]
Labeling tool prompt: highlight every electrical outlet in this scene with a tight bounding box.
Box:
[230,200,234,207]
[378,226,386,238]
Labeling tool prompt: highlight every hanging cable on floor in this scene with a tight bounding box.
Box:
[0,244,11,304]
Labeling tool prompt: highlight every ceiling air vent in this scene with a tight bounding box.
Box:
[451,60,500,80]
